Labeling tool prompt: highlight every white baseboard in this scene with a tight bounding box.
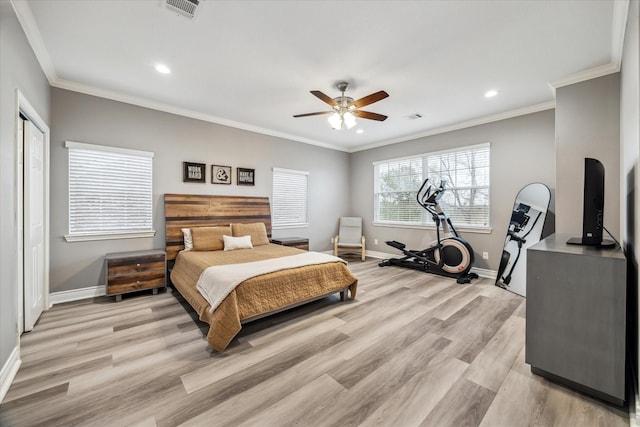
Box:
[0,345,21,403]
[470,267,497,280]
[49,285,106,306]
[365,249,398,259]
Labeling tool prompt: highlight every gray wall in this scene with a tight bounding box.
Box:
[555,73,621,239]
[0,3,51,383]
[620,0,639,417]
[349,110,556,271]
[50,88,351,293]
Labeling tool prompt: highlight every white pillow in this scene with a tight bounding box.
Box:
[223,235,253,251]
[182,228,193,251]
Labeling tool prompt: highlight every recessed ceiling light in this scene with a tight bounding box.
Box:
[155,64,171,74]
[484,90,499,98]
[356,129,364,134]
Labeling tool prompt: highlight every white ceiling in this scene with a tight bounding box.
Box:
[14,0,627,152]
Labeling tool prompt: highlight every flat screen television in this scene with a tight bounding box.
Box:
[567,157,615,247]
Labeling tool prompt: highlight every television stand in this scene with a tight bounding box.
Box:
[526,233,626,406]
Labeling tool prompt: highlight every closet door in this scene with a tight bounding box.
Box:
[23,119,46,331]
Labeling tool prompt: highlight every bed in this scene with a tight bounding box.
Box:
[164,194,358,352]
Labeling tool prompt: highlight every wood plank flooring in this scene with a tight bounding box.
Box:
[0,258,629,427]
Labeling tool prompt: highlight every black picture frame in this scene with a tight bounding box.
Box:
[237,167,255,186]
[183,162,206,183]
[211,165,232,184]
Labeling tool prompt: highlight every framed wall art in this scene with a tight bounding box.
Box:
[183,162,206,183]
[212,165,232,184]
[237,167,255,186]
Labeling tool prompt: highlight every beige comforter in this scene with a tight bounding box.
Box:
[170,244,358,352]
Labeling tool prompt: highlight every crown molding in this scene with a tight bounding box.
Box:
[611,0,630,70]
[350,101,556,153]
[11,0,57,84]
[549,0,628,91]
[51,79,350,153]
[52,76,559,155]
[550,62,621,90]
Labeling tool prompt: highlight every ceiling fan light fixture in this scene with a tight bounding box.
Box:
[343,111,356,129]
[328,112,344,130]
[328,111,357,130]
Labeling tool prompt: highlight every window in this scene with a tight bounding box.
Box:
[374,143,490,228]
[65,141,155,241]
[272,167,309,228]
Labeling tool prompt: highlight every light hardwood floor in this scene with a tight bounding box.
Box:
[0,258,630,427]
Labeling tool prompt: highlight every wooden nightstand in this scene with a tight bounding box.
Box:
[105,249,167,301]
[271,237,309,251]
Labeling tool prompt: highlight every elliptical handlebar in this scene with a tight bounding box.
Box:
[416,178,446,211]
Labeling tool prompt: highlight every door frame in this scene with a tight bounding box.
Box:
[15,89,50,334]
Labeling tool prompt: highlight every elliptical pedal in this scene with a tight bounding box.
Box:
[386,240,406,250]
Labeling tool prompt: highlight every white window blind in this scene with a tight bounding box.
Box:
[65,141,155,241]
[374,143,490,228]
[272,167,309,227]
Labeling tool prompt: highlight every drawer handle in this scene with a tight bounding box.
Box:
[137,280,141,285]
[136,263,143,271]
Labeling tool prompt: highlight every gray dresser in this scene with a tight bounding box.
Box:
[525,233,627,406]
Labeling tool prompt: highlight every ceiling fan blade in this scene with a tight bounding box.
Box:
[353,110,388,121]
[293,111,332,118]
[310,91,338,107]
[349,90,389,108]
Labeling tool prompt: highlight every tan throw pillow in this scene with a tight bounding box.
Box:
[191,226,232,251]
[231,222,269,246]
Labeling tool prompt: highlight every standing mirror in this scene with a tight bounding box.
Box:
[496,182,551,297]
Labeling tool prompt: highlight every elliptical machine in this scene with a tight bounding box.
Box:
[378,178,478,284]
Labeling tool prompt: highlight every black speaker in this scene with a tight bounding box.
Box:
[581,158,605,245]
[567,158,614,247]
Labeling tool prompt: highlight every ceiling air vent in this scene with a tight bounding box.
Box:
[163,0,200,19]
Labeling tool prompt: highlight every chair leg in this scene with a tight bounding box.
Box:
[361,246,365,261]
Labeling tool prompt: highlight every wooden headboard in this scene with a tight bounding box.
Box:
[164,194,272,261]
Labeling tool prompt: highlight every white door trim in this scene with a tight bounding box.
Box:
[15,90,50,332]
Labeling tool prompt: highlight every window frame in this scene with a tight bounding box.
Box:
[271,167,309,229]
[64,141,155,242]
[373,143,491,232]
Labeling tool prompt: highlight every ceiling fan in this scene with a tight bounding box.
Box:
[293,82,389,130]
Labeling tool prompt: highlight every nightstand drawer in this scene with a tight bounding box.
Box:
[108,259,165,280]
[107,276,167,295]
[105,250,167,300]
